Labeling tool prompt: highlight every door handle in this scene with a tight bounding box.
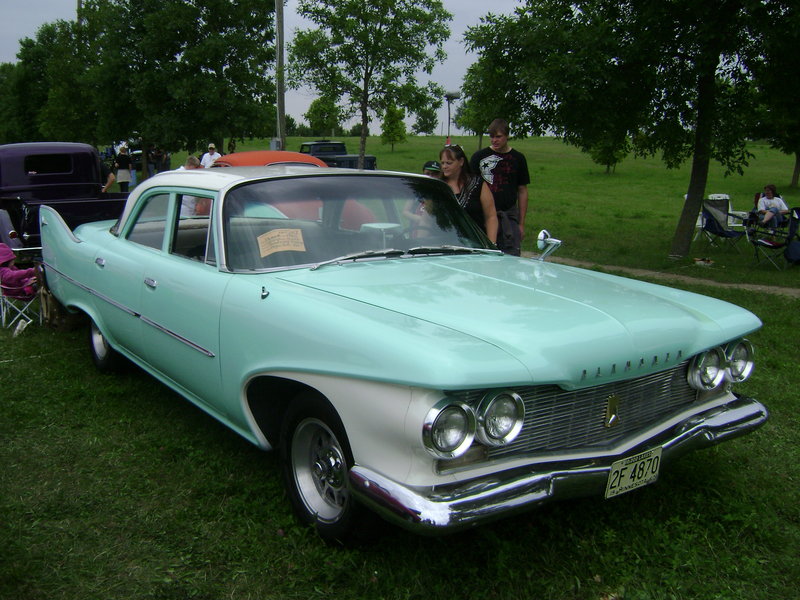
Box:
[143,277,158,289]
[95,257,106,267]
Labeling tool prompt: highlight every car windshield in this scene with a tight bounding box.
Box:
[222,174,492,271]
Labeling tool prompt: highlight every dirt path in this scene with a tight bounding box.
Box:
[522,254,800,299]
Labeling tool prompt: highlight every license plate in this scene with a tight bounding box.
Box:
[605,447,662,499]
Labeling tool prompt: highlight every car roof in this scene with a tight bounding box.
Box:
[0,141,97,157]
[115,165,414,228]
[212,150,328,168]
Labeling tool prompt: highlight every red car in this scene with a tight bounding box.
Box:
[212,150,328,168]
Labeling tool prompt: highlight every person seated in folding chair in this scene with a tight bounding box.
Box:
[0,242,41,334]
[748,206,800,270]
[755,184,789,230]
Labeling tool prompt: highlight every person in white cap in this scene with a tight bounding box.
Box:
[200,143,221,168]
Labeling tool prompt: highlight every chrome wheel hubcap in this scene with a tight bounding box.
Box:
[91,323,109,360]
[292,418,348,523]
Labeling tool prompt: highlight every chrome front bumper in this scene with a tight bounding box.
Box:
[348,395,768,534]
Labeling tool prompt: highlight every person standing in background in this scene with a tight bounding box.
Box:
[439,145,497,243]
[114,146,133,192]
[145,144,157,178]
[422,160,442,178]
[470,119,530,255]
[200,143,221,168]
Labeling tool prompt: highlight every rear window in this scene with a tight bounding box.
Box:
[24,154,72,175]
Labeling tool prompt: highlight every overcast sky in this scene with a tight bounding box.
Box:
[0,0,520,136]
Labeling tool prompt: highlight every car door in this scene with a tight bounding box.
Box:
[90,191,171,363]
[138,192,229,413]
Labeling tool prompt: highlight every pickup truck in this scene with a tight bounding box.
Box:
[298,140,377,170]
[0,142,128,251]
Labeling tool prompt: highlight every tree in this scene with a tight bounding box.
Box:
[305,97,345,138]
[457,49,531,144]
[750,2,800,187]
[289,0,451,168]
[380,104,407,151]
[412,103,439,136]
[464,0,789,257]
[1,0,276,151]
[284,114,299,136]
[347,123,366,137]
[115,0,277,152]
[36,21,99,142]
[0,23,77,143]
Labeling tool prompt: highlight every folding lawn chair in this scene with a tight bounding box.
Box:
[696,200,747,253]
[746,206,800,270]
[1,275,41,335]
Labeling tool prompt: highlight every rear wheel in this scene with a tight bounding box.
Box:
[280,392,365,543]
[89,319,122,372]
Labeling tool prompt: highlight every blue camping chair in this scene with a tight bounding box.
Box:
[746,207,800,270]
[697,202,746,253]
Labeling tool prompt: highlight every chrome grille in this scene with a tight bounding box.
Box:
[450,362,697,459]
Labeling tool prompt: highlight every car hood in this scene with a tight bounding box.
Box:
[275,255,761,388]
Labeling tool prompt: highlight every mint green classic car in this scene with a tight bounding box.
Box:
[40,167,767,541]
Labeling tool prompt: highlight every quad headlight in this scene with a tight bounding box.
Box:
[687,339,755,391]
[423,391,526,459]
[725,339,755,383]
[476,390,525,446]
[423,400,476,458]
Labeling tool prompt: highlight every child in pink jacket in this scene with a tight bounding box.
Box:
[0,243,38,298]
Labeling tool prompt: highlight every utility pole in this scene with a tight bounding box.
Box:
[275,0,286,151]
[444,91,460,145]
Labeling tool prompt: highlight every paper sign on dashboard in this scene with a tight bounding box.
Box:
[258,229,306,257]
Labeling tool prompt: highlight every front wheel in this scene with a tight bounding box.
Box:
[280,392,366,543]
[89,319,123,372]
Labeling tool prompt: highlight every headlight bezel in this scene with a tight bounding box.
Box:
[475,390,525,447]
[422,399,476,459]
[725,339,755,383]
[687,339,755,391]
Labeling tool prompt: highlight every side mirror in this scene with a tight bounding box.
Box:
[536,229,561,261]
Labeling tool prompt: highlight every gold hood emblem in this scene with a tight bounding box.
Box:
[604,394,620,428]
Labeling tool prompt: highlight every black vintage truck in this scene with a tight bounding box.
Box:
[298,140,377,170]
[0,142,128,251]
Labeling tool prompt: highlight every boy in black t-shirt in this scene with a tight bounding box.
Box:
[470,119,530,255]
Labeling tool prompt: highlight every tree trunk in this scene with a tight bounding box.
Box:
[791,151,800,188]
[358,89,369,170]
[669,64,717,258]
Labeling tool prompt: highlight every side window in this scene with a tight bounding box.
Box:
[127,193,170,250]
[172,194,216,264]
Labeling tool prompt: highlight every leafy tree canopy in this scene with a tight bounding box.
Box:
[289,0,451,167]
[463,0,794,257]
[304,96,345,138]
[749,2,800,187]
[411,102,439,136]
[0,0,276,153]
[381,104,407,151]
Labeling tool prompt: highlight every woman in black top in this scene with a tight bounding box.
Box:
[439,145,497,244]
[114,146,133,192]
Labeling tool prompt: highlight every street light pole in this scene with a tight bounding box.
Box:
[444,91,461,145]
[275,0,286,151]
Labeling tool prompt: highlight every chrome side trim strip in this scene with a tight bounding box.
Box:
[43,262,138,318]
[139,315,216,357]
[43,261,216,358]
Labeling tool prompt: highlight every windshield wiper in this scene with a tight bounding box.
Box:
[406,245,502,256]
[310,248,406,270]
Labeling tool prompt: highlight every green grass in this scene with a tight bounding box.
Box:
[9,137,795,598]
[159,135,799,289]
[2,284,797,599]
